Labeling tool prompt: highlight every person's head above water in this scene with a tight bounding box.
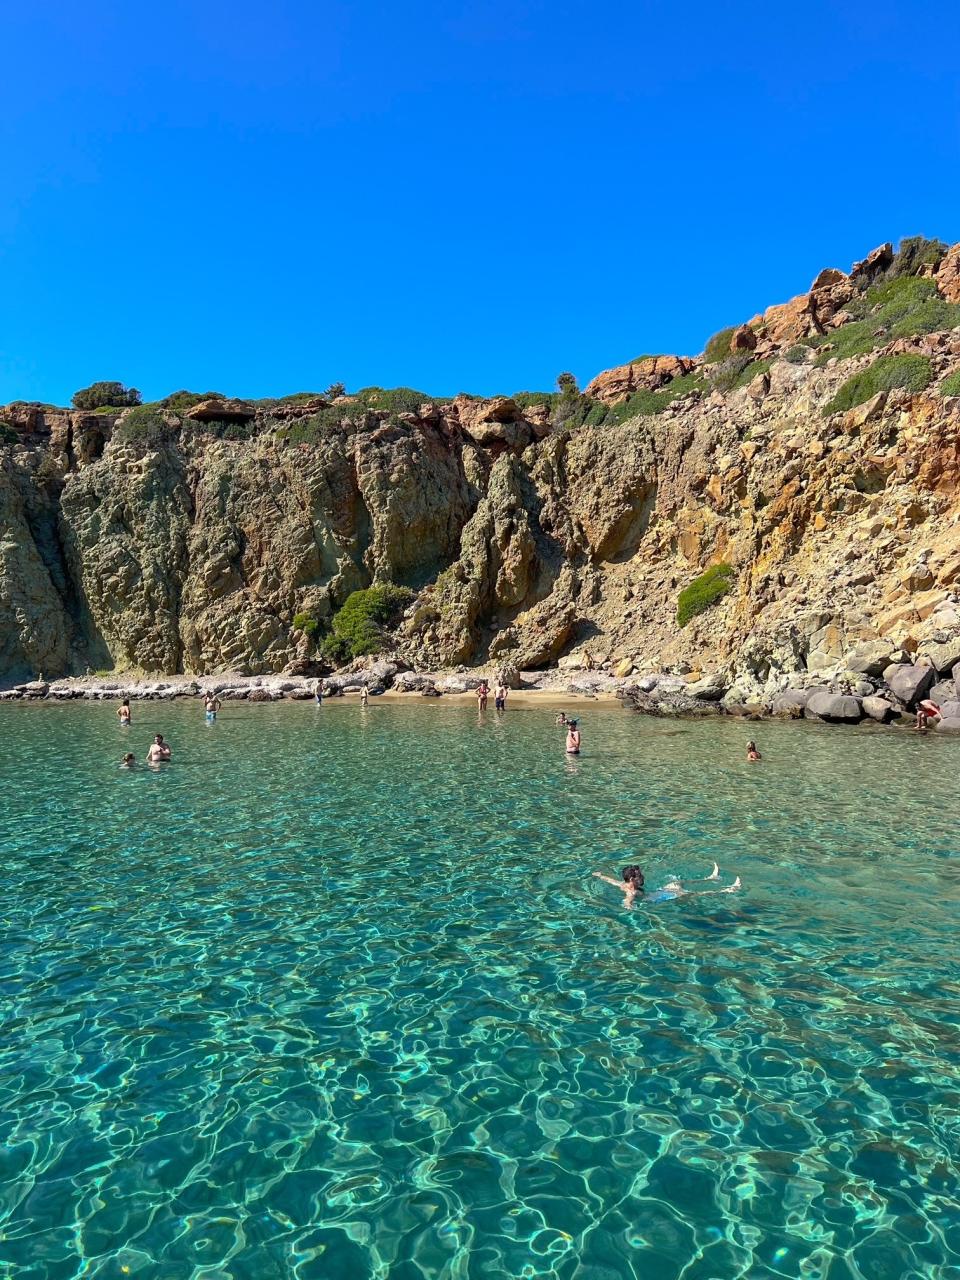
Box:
[122,753,134,764]
[154,734,164,744]
[621,865,644,888]
[746,740,757,751]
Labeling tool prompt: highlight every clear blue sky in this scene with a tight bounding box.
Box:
[1,1,958,406]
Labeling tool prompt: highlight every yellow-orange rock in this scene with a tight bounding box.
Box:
[935,243,960,303]
[584,355,695,405]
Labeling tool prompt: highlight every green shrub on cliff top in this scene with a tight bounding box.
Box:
[322,584,414,663]
[677,563,735,628]
[823,354,933,416]
[815,276,960,367]
[72,381,141,411]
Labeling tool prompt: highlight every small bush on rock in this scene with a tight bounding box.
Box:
[703,327,736,363]
[823,354,933,416]
[677,563,735,627]
[113,406,172,448]
[940,369,960,397]
[322,584,413,662]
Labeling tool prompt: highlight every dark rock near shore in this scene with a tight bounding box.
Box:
[862,695,897,723]
[883,662,935,708]
[804,691,864,722]
[771,688,810,717]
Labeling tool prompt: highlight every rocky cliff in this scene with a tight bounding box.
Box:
[3,236,960,715]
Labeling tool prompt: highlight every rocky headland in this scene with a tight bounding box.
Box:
[3,235,960,730]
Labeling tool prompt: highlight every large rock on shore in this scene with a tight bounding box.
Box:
[862,695,897,723]
[804,692,864,722]
[883,662,935,707]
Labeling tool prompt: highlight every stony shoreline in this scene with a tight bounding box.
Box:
[4,646,960,733]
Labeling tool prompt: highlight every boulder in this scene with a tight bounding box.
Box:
[394,672,436,693]
[185,397,255,422]
[685,671,727,701]
[929,680,956,706]
[615,657,635,678]
[937,700,960,719]
[635,675,659,693]
[918,637,960,675]
[497,665,522,690]
[862,695,897,723]
[846,640,896,677]
[936,717,960,733]
[935,243,960,304]
[882,662,934,707]
[804,692,864,723]
[771,688,810,717]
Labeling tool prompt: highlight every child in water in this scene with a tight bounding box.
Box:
[593,863,740,909]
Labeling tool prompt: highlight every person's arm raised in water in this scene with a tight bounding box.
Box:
[593,872,624,888]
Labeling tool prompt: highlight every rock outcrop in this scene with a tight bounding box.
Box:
[2,236,960,697]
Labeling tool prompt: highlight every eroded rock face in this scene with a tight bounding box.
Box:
[584,356,695,405]
[4,238,960,683]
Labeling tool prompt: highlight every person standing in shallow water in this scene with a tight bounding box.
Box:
[566,719,581,754]
[117,699,131,726]
[746,740,761,761]
[494,681,508,712]
[476,680,489,711]
[147,734,171,764]
[360,685,369,706]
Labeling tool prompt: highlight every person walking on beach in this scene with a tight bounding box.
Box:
[117,699,131,725]
[593,863,739,909]
[746,740,761,761]
[494,681,508,712]
[565,719,581,754]
[477,680,489,711]
[204,693,222,720]
[147,734,171,764]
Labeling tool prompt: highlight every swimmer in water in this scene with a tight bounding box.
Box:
[204,693,222,720]
[117,699,131,725]
[746,740,761,761]
[146,734,171,764]
[120,752,136,768]
[565,719,581,754]
[556,711,568,726]
[593,863,739,909]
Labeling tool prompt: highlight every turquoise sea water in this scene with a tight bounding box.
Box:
[1,699,960,1280]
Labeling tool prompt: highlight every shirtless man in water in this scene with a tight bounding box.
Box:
[593,863,740,909]
[146,734,171,764]
[204,693,222,720]
[117,699,131,725]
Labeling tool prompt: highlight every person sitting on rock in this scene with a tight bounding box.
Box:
[746,740,761,761]
[916,700,940,731]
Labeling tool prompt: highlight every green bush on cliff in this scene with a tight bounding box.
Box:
[0,420,18,445]
[940,369,960,396]
[711,355,771,392]
[160,389,226,414]
[112,406,172,447]
[322,584,414,662]
[703,327,737,363]
[292,611,320,647]
[677,563,735,628]
[596,372,707,426]
[72,381,142,411]
[823,354,933,416]
[815,276,960,367]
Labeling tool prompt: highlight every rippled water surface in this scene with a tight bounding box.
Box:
[2,699,960,1279]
